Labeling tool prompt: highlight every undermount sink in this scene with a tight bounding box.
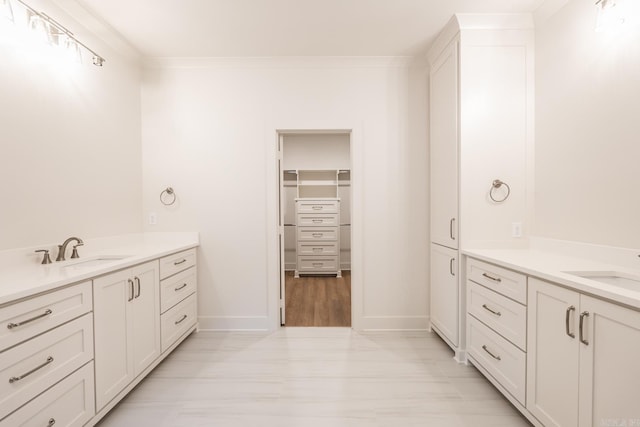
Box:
[564,271,640,291]
[63,256,129,269]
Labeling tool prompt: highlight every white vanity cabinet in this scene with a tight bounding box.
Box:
[93,260,160,411]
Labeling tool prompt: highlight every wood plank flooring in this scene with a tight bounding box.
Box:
[97,328,532,427]
[284,271,351,327]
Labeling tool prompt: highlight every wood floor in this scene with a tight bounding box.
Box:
[98,328,532,427]
[284,271,351,327]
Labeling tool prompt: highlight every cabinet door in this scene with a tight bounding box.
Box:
[93,269,134,411]
[430,40,459,249]
[130,261,161,376]
[527,278,580,427]
[579,296,640,427]
[430,244,458,346]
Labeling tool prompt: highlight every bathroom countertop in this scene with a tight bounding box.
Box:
[462,248,640,310]
[0,232,199,306]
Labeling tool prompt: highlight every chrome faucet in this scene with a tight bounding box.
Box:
[56,237,84,262]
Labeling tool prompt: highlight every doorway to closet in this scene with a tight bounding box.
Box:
[278,131,352,327]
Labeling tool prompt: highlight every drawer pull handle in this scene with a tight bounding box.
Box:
[312,263,323,267]
[482,273,502,283]
[449,258,455,276]
[175,314,188,325]
[174,259,187,266]
[312,219,323,223]
[175,283,188,291]
[579,311,590,346]
[7,309,53,329]
[312,206,322,210]
[312,233,323,238]
[48,419,56,427]
[565,306,576,338]
[482,304,501,317]
[450,218,456,240]
[481,345,501,361]
[9,356,54,383]
[312,248,323,252]
[135,277,141,299]
[128,279,135,302]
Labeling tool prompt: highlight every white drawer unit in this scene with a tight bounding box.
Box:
[467,281,527,351]
[297,213,338,227]
[467,316,526,405]
[0,281,92,352]
[161,293,197,353]
[297,242,338,256]
[0,362,95,427]
[159,248,197,280]
[297,227,338,242]
[160,266,197,314]
[0,313,93,419]
[296,200,339,214]
[297,256,339,273]
[467,258,527,304]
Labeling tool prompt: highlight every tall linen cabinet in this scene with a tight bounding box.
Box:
[428,15,534,360]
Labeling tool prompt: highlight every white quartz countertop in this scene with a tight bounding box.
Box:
[462,248,640,310]
[0,232,199,306]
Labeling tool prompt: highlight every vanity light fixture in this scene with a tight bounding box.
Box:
[595,0,625,32]
[1,0,13,22]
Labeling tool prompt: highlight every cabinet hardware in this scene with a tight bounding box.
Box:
[175,283,188,291]
[450,218,456,240]
[312,206,322,210]
[579,311,590,345]
[174,259,187,266]
[312,219,322,223]
[128,279,134,302]
[7,309,53,329]
[482,304,502,317]
[312,247,323,252]
[312,233,323,238]
[482,345,501,361]
[134,276,141,298]
[312,263,323,267]
[449,258,455,276]
[175,314,188,325]
[482,273,502,283]
[9,356,54,383]
[48,419,56,427]
[565,306,576,338]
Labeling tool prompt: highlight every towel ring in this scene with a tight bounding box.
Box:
[489,180,510,203]
[160,187,176,206]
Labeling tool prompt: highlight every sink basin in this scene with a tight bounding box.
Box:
[63,256,129,269]
[564,271,640,291]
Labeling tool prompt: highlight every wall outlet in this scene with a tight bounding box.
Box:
[149,212,157,225]
[512,222,522,238]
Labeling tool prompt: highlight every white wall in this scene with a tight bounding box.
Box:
[0,0,142,251]
[282,133,350,170]
[534,0,640,249]
[141,57,429,331]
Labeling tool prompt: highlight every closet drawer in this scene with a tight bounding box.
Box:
[160,266,197,314]
[467,258,527,304]
[467,281,527,351]
[297,242,338,256]
[161,293,197,353]
[0,362,95,427]
[0,314,93,419]
[297,256,338,273]
[467,316,526,405]
[297,213,338,227]
[298,227,338,242]
[160,248,196,280]
[296,200,339,214]
[0,281,92,352]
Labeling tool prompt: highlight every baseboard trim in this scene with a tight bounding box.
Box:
[360,315,429,331]
[198,315,270,331]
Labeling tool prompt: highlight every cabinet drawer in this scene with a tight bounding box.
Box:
[298,227,338,242]
[0,282,92,352]
[160,266,197,314]
[467,281,527,351]
[467,258,527,304]
[297,242,338,256]
[296,200,338,214]
[0,314,93,419]
[297,256,338,273]
[161,293,196,353]
[159,248,196,280]
[297,213,338,227]
[0,362,95,427]
[467,316,526,405]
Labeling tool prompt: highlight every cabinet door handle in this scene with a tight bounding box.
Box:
[312,233,323,238]
[174,259,187,266]
[579,311,590,345]
[450,218,456,240]
[312,219,322,223]
[128,279,134,302]
[175,314,188,325]
[175,283,188,291]
[449,258,455,276]
[134,277,141,298]
[482,304,502,317]
[482,273,502,283]
[7,309,53,330]
[565,306,576,338]
[482,345,501,361]
[312,262,323,267]
[312,247,323,252]
[9,356,54,383]
[312,206,322,210]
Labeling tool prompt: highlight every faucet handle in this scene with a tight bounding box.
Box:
[35,250,52,265]
[71,242,84,259]
[56,245,65,262]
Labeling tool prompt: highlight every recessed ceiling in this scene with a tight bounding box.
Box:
[74,0,545,57]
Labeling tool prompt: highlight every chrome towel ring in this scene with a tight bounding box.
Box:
[490,179,510,203]
[160,187,176,206]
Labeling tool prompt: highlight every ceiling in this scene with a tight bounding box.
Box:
[74,0,546,58]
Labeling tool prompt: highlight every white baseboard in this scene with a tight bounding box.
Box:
[360,315,429,331]
[198,316,270,331]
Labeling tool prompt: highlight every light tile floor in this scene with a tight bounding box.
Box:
[97,328,532,427]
